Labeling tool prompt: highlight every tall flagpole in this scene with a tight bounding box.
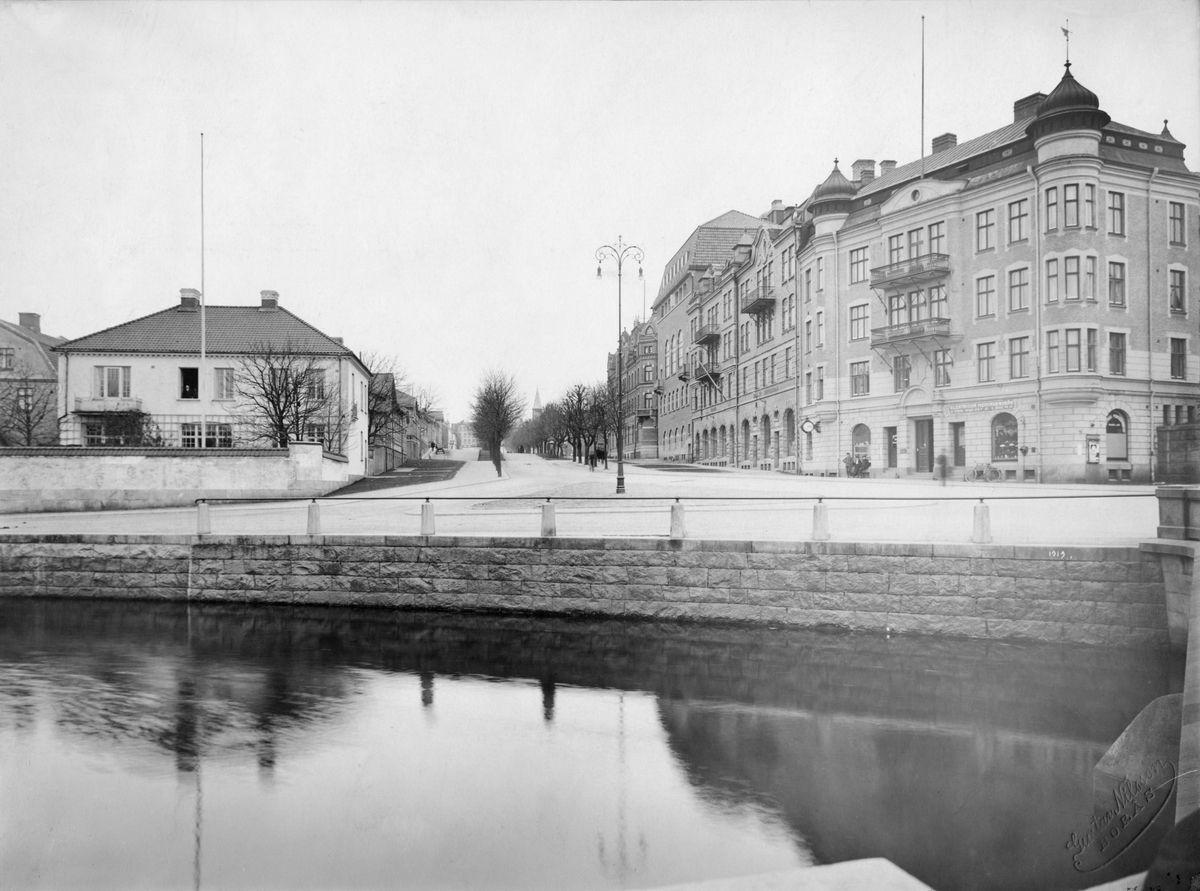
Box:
[199,134,207,449]
[920,16,925,179]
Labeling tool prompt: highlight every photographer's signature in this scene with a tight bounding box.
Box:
[1066,758,1175,871]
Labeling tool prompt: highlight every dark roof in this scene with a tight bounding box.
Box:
[810,162,857,203]
[654,211,763,306]
[55,305,358,358]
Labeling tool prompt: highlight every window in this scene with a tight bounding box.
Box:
[992,413,1019,461]
[1170,269,1187,313]
[643,364,653,383]
[1171,338,1187,379]
[1008,268,1029,311]
[1045,187,1058,230]
[934,349,952,387]
[1064,184,1079,227]
[768,354,776,385]
[1047,331,1060,373]
[908,227,925,258]
[816,311,824,346]
[815,367,824,400]
[1108,191,1125,235]
[1065,256,1080,301]
[753,361,760,390]
[849,304,869,341]
[909,289,928,322]
[805,371,812,404]
[976,209,995,251]
[893,355,910,392]
[1085,257,1096,300]
[928,221,945,254]
[977,342,995,382]
[179,367,199,399]
[888,234,904,264]
[1109,262,1126,306]
[1109,332,1126,375]
[804,269,812,302]
[1085,184,1096,227]
[308,370,326,400]
[181,422,200,448]
[16,387,32,411]
[1009,336,1030,379]
[805,319,813,353]
[929,285,947,319]
[850,361,870,396]
[1046,259,1059,303]
[214,367,234,400]
[976,276,996,317]
[816,258,824,291]
[94,366,131,398]
[850,248,869,283]
[1008,199,1028,242]
[1107,411,1129,461]
[1087,329,1097,371]
[889,293,905,327]
[785,346,793,378]
[306,424,326,445]
[0,348,11,369]
[1066,329,1081,372]
[1170,202,1186,245]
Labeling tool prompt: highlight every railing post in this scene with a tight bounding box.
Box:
[812,499,830,541]
[421,499,436,535]
[972,499,992,544]
[197,501,210,536]
[306,499,321,535]
[670,499,686,539]
[541,500,556,537]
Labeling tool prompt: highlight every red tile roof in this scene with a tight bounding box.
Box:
[55,305,356,358]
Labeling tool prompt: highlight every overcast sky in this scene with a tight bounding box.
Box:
[2,0,1197,421]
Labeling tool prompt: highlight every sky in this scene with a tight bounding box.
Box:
[2,0,1198,422]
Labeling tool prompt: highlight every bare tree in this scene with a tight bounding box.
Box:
[0,362,58,446]
[233,341,345,450]
[470,370,525,477]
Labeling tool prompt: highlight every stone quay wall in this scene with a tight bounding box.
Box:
[0,534,1170,649]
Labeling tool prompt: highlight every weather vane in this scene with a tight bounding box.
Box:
[1062,20,1070,65]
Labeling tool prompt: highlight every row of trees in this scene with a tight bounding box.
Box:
[508,380,618,462]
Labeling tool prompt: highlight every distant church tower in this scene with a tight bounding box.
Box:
[532,389,543,420]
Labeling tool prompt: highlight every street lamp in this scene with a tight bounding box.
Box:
[596,236,643,494]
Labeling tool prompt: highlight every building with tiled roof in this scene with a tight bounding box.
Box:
[663,61,1199,483]
[54,289,372,477]
[0,313,67,445]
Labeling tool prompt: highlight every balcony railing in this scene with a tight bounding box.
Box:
[870,317,953,347]
[73,396,143,413]
[870,253,951,288]
[693,323,720,346]
[693,359,723,385]
[739,286,776,314]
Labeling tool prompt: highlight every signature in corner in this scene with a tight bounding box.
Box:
[1066,759,1176,872]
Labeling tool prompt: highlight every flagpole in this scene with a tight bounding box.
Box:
[199,133,206,450]
[920,15,925,179]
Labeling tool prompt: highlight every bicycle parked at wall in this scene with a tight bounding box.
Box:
[965,462,1002,482]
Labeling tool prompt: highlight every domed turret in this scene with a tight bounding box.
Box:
[1026,62,1110,142]
[808,161,856,216]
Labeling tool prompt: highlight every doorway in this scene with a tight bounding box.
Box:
[914,418,934,473]
[884,426,897,468]
[951,422,966,467]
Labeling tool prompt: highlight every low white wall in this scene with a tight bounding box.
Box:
[0,441,349,513]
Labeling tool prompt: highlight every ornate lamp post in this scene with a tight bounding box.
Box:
[596,236,643,494]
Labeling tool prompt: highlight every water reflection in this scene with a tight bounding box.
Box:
[0,599,1182,890]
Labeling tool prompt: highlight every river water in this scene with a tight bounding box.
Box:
[0,598,1182,890]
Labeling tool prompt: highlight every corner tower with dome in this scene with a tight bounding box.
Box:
[652,61,1198,483]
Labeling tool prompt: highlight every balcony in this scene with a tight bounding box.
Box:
[739,286,776,314]
[870,318,954,348]
[693,323,720,346]
[74,396,143,413]
[870,253,951,289]
[693,359,723,386]
[635,407,655,421]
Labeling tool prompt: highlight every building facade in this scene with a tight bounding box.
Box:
[0,312,65,446]
[54,289,372,478]
[662,64,1199,483]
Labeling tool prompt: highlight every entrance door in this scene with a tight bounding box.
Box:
[914,419,934,473]
[884,427,897,468]
[951,422,966,467]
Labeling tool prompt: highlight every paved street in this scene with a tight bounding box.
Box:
[0,450,1161,546]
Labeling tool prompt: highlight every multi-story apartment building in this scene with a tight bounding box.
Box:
[608,319,660,459]
[667,63,1199,483]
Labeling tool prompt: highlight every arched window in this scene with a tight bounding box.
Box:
[991,413,1019,461]
[1106,410,1128,460]
[852,424,871,460]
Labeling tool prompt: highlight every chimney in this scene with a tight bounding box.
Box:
[851,159,876,184]
[879,160,897,177]
[260,290,279,311]
[1014,93,1047,122]
[18,313,41,333]
[179,288,200,311]
[331,336,343,345]
[931,133,958,154]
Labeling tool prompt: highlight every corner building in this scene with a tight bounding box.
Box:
[664,64,1199,483]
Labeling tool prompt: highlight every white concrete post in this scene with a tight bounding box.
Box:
[421,501,436,535]
[541,502,556,537]
[972,500,992,544]
[670,501,686,539]
[197,501,211,536]
[306,500,321,535]
[812,501,830,541]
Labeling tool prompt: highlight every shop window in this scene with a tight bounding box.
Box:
[991,412,1018,461]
